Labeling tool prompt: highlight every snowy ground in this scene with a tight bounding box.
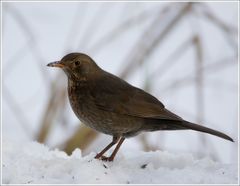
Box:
[2,140,238,184]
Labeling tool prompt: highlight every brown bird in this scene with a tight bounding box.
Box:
[47,53,233,161]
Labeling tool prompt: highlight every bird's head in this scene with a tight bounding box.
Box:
[47,53,99,80]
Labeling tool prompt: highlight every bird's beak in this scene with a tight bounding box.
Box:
[47,61,65,68]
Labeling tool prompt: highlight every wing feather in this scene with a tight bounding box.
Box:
[91,72,182,121]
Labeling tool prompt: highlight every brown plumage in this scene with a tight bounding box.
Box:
[47,53,233,161]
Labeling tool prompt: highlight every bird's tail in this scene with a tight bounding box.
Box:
[179,120,234,142]
[144,118,234,142]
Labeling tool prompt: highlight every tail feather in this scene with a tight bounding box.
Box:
[144,118,234,142]
[179,120,234,142]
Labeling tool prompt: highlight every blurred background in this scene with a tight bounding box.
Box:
[2,2,238,164]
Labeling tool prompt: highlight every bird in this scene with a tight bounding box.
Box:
[47,53,233,161]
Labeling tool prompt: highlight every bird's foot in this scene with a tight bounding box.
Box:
[95,155,113,162]
[100,156,114,162]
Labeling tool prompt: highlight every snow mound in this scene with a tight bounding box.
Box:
[2,140,237,184]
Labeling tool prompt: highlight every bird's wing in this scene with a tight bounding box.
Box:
[90,72,182,121]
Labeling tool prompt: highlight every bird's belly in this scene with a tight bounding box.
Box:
[81,108,142,136]
[68,84,143,136]
[69,96,142,136]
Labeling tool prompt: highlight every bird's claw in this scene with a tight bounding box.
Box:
[95,155,113,161]
[100,156,114,162]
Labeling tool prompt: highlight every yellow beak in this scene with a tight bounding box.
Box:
[47,61,65,68]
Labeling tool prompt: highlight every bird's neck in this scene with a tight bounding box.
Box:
[68,77,88,88]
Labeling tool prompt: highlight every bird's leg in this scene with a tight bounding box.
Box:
[101,137,125,161]
[95,136,120,159]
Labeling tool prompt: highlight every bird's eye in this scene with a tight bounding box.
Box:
[74,61,81,66]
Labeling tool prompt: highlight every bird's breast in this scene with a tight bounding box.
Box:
[68,83,106,129]
[67,82,143,136]
[68,83,90,119]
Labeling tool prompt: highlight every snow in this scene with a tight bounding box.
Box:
[2,140,238,184]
